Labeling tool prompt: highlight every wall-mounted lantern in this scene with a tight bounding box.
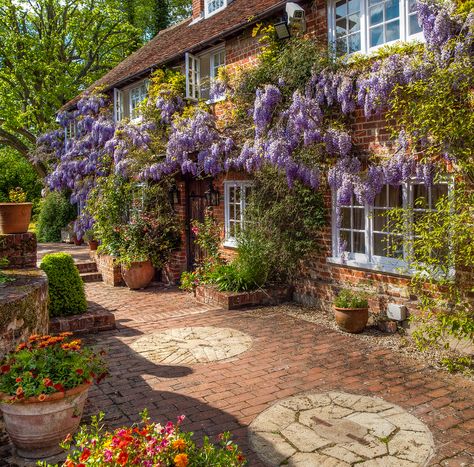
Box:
[274,21,291,40]
[205,181,220,206]
[169,185,180,206]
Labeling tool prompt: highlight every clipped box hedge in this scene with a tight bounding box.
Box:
[40,252,87,317]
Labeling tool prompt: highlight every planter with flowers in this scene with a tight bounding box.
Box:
[333,289,369,333]
[51,410,246,466]
[0,187,33,234]
[0,333,107,459]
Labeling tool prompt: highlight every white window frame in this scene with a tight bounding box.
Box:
[328,0,424,56]
[129,81,148,120]
[64,120,78,144]
[330,180,451,274]
[185,52,200,100]
[204,0,227,18]
[113,88,124,123]
[223,180,253,248]
[208,47,226,103]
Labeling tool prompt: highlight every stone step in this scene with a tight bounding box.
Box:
[80,272,103,283]
[76,261,98,274]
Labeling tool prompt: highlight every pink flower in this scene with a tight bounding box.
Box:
[177,415,185,424]
[191,226,199,235]
[103,449,113,462]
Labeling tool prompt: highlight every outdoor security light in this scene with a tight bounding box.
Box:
[205,181,220,206]
[274,21,291,40]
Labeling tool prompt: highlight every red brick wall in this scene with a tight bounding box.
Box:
[192,0,204,20]
[0,233,37,269]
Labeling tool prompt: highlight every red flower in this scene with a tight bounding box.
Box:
[117,451,129,466]
[79,447,91,462]
[44,378,53,387]
[76,369,84,375]
[0,365,10,373]
[237,454,245,463]
[54,383,65,392]
[16,343,27,351]
[15,377,22,383]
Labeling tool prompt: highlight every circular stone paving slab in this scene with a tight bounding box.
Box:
[249,391,435,467]
[129,326,252,364]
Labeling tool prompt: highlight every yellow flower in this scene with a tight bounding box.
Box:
[172,438,187,452]
[174,453,189,467]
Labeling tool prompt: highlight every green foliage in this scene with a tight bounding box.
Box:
[334,289,369,309]
[40,253,87,317]
[36,192,77,242]
[0,148,41,208]
[0,334,107,400]
[87,175,180,267]
[8,187,26,203]
[0,257,14,285]
[387,186,474,373]
[244,168,326,282]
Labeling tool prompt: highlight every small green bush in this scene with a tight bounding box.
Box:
[36,192,77,242]
[334,289,368,309]
[40,253,87,317]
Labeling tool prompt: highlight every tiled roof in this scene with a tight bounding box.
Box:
[61,0,287,110]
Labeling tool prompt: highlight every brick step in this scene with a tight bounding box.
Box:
[76,261,98,273]
[80,272,103,283]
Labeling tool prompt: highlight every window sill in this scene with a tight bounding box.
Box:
[206,95,226,105]
[326,257,411,278]
[223,240,237,249]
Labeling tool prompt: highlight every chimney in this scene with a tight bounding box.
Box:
[192,0,205,20]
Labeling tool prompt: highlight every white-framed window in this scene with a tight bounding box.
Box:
[65,120,78,142]
[205,0,227,18]
[129,82,148,119]
[329,0,423,55]
[331,181,450,272]
[224,180,253,247]
[114,88,124,123]
[185,47,226,101]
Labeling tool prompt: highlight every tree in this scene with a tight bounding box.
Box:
[0,0,140,177]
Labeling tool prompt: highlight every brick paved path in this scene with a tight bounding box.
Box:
[80,283,473,466]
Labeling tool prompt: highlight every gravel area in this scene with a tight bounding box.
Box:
[247,303,473,381]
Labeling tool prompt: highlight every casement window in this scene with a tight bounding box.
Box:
[224,181,253,247]
[129,82,148,119]
[205,0,227,18]
[65,120,78,142]
[185,47,226,101]
[331,181,450,272]
[113,81,148,123]
[328,0,423,55]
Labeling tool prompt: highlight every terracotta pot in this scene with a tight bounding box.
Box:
[72,235,83,246]
[88,240,99,251]
[121,260,155,289]
[0,383,90,459]
[333,306,369,333]
[0,203,33,234]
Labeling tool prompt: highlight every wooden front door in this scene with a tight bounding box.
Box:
[186,178,210,270]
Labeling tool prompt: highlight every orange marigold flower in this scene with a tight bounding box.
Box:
[38,394,47,402]
[79,447,91,462]
[174,453,189,467]
[64,460,75,467]
[237,454,245,463]
[29,334,41,342]
[16,387,23,395]
[15,377,22,383]
[60,332,73,337]
[16,343,27,351]
[64,433,73,443]
[172,439,187,452]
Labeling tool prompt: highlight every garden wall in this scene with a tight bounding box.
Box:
[90,252,124,286]
[0,233,37,269]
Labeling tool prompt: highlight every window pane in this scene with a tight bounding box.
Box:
[336,18,347,35]
[341,208,351,229]
[336,0,347,18]
[369,0,383,4]
[229,187,234,203]
[388,185,402,207]
[348,33,361,52]
[228,221,235,238]
[409,14,422,35]
[408,0,417,13]
[374,187,387,207]
[431,184,448,207]
[353,207,365,230]
[386,20,400,42]
[373,233,386,256]
[370,25,384,46]
[348,0,360,14]
[340,230,351,251]
[348,13,360,32]
[370,5,383,26]
[353,232,365,253]
[235,187,241,202]
[413,184,428,208]
[374,210,387,231]
[385,0,399,21]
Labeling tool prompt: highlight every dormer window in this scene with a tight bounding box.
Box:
[113,80,149,122]
[205,0,227,18]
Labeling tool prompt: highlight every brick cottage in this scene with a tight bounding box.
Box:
[61,0,460,317]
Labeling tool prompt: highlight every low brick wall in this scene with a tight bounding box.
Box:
[90,252,123,286]
[195,284,293,310]
[49,309,115,334]
[0,268,49,359]
[0,233,37,269]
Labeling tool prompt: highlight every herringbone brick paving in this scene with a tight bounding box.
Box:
[81,283,473,466]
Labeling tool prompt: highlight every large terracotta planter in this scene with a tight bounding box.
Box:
[0,383,90,459]
[121,260,155,289]
[0,203,33,234]
[333,306,369,333]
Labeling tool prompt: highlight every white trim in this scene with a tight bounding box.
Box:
[113,88,124,123]
[223,180,253,246]
[185,52,200,100]
[204,0,227,18]
[328,0,425,56]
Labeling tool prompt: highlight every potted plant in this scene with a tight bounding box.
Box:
[0,333,107,459]
[83,229,99,251]
[0,187,33,234]
[333,288,369,333]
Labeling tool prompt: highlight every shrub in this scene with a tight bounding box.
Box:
[334,289,369,309]
[40,253,87,317]
[36,192,77,242]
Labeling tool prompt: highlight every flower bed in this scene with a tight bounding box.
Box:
[195,284,293,310]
